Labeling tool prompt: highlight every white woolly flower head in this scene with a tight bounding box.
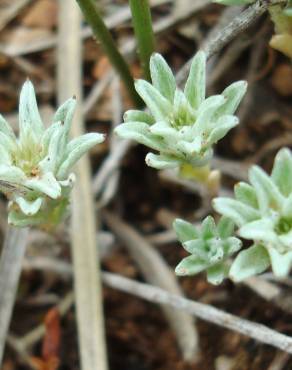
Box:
[115,51,247,170]
[174,216,242,285]
[213,148,292,280]
[0,80,104,228]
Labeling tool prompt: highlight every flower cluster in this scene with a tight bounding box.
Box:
[0,80,104,228]
[115,51,247,170]
[175,148,292,283]
[174,216,242,285]
[213,148,292,280]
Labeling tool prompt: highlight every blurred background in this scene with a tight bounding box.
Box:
[1,0,292,369]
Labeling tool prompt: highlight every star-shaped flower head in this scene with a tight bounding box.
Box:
[213,148,292,280]
[0,80,105,228]
[115,51,247,170]
[174,216,242,285]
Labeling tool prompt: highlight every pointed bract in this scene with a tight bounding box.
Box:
[150,53,176,102]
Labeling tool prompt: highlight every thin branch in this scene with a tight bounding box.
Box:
[103,211,200,362]
[176,0,274,85]
[2,0,170,57]
[57,2,108,370]
[0,0,32,32]
[0,226,29,365]
[20,258,292,354]
[102,272,292,354]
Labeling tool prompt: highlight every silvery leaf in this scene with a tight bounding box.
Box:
[249,165,284,213]
[53,97,76,135]
[145,152,180,169]
[0,165,26,183]
[25,172,61,199]
[268,248,292,278]
[201,216,217,239]
[173,218,199,243]
[271,147,292,197]
[206,115,238,145]
[175,255,209,276]
[214,81,247,118]
[135,80,172,121]
[207,263,227,285]
[115,122,163,151]
[224,237,242,255]
[229,244,270,282]
[217,217,235,238]
[192,95,225,137]
[57,132,105,179]
[149,121,177,143]
[238,218,278,244]
[15,196,43,216]
[234,182,258,208]
[0,113,15,139]
[39,124,65,173]
[213,197,260,226]
[0,146,11,165]
[19,80,44,138]
[184,51,206,109]
[0,132,17,153]
[150,53,176,102]
[183,239,209,257]
[123,110,155,124]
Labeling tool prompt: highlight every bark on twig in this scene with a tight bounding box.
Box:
[102,272,292,354]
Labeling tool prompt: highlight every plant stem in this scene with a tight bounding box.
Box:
[0,226,29,365]
[129,0,155,81]
[75,0,143,107]
[58,2,108,370]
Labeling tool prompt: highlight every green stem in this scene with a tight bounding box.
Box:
[129,0,155,81]
[179,163,221,197]
[75,0,143,107]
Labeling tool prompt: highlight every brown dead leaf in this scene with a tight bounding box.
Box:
[22,0,57,29]
[30,307,61,370]
[42,307,61,362]
[271,63,292,97]
[92,56,111,79]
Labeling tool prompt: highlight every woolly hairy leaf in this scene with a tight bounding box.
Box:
[229,244,270,282]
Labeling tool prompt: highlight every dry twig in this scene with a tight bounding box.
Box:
[176,0,276,85]
[102,272,292,354]
[57,2,108,369]
[103,210,200,362]
[19,258,292,355]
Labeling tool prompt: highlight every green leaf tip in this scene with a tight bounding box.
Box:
[0,80,105,228]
